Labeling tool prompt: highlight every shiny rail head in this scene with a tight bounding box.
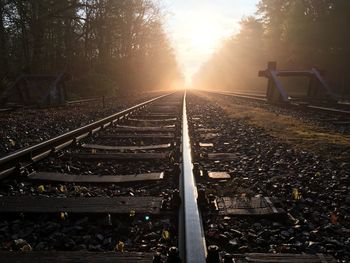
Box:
[180,91,207,263]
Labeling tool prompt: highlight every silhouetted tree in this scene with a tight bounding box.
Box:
[194,0,350,96]
[0,0,181,97]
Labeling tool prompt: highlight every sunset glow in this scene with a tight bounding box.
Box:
[188,14,226,54]
[164,0,260,86]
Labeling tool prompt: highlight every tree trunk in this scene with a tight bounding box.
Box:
[0,2,8,77]
[30,1,46,73]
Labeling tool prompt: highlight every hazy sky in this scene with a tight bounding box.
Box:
[163,0,260,86]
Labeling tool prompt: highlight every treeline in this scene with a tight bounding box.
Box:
[193,0,350,97]
[0,0,182,97]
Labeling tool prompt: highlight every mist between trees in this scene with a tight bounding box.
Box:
[0,0,183,98]
[193,0,350,98]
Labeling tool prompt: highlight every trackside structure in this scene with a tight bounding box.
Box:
[258,61,337,104]
[0,73,70,106]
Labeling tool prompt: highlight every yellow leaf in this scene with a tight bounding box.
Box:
[292,188,302,200]
[20,244,32,252]
[9,139,16,146]
[59,185,67,193]
[116,241,125,252]
[129,209,135,217]
[60,212,68,220]
[162,229,170,240]
[74,186,81,193]
[37,185,45,193]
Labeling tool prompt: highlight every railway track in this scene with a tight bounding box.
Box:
[187,91,346,262]
[0,91,346,262]
[0,92,185,262]
[201,90,350,135]
[0,98,102,113]
[206,91,350,116]
[0,93,171,157]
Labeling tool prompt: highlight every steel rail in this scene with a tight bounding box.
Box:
[0,93,174,179]
[307,105,350,115]
[223,91,267,102]
[66,97,102,105]
[179,91,207,262]
[200,89,267,102]
[200,89,350,115]
[226,91,266,98]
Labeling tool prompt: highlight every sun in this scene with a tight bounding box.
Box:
[187,14,224,53]
[169,9,234,86]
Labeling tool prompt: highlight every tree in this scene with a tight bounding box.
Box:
[194,0,350,96]
[0,0,181,97]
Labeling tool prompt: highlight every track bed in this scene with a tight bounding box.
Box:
[187,91,348,262]
[0,93,183,262]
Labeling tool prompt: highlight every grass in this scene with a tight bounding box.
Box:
[195,91,350,162]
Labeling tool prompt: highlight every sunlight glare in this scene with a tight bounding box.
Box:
[188,14,224,54]
[171,10,234,86]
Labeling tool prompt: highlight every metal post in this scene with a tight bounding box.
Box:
[266,61,276,102]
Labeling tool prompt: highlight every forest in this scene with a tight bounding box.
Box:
[193,0,350,98]
[0,0,182,98]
